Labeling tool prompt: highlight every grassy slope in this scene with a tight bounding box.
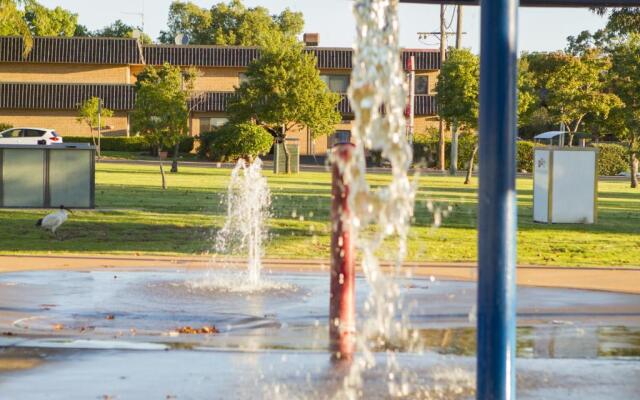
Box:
[0,163,638,267]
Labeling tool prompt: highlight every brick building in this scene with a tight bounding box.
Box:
[0,36,440,156]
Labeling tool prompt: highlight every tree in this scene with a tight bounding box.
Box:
[76,97,113,157]
[1,0,33,56]
[437,49,535,182]
[131,63,194,185]
[227,37,341,173]
[23,2,77,36]
[435,48,479,183]
[591,7,640,36]
[158,0,303,46]
[207,122,273,162]
[89,19,153,44]
[545,50,621,146]
[608,35,640,188]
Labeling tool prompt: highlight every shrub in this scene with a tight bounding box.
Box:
[63,136,150,151]
[208,123,273,162]
[61,135,194,154]
[0,123,13,131]
[516,140,535,172]
[168,136,195,156]
[413,133,475,169]
[594,143,627,176]
[197,131,218,159]
[210,123,274,162]
[413,135,535,172]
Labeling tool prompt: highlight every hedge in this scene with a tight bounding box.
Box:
[414,136,536,172]
[0,123,13,131]
[62,135,194,154]
[594,143,627,176]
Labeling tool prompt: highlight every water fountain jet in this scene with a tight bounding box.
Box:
[214,157,271,286]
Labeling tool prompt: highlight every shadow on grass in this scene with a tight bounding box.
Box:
[0,210,327,254]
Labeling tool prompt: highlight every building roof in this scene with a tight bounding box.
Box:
[143,44,440,70]
[534,131,565,140]
[0,82,135,111]
[0,36,145,65]
[1,36,440,70]
[0,82,437,115]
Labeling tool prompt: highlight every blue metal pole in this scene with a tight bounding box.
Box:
[477,0,518,399]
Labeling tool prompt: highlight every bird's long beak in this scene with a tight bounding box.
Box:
[64,207,74,214]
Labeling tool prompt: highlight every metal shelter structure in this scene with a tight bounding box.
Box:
[399,1,636,399]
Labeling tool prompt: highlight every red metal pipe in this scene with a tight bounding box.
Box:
[329,143,356,361]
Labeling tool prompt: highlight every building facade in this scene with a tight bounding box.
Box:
[0,36,440,156]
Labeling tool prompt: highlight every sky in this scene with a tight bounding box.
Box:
[39,0,609,54]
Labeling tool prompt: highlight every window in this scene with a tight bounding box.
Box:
[321,75,350,93]
[200,117,228,132]
[415,75,429,94]
[330,130,351,147]
[24,129,45,138]
[1,129,22,138]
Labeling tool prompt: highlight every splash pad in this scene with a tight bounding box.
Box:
[0,268,639,399]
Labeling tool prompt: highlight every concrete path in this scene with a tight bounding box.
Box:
[1,254,638,294]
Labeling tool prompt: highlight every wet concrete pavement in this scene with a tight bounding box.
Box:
[0,269,638,399]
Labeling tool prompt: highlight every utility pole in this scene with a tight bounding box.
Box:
[407,55,415,146]
[417,7,466,172]
[450,5,463,176]
[456,5,463,49]
[438,4,447,172]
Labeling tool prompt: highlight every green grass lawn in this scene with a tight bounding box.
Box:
[0,162,638,267]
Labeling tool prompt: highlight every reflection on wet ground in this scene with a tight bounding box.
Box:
[0,269,639,399]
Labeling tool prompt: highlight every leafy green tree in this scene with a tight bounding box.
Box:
[76,97,114,155]
[131,63,195,183]
[437,49,535,181]
[1,0,33,56]
[608,35,640,188]
[227,37,341,173]
[436,49,480,132]
[591,7,640,36]
[23,2,77,36]
[1,1,81,55]
[435,48,480,183]
[90,19,152,44]
[208,122,273,162]
[159,0,303,46]
[545,50,621,146]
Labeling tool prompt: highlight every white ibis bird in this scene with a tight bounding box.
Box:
[36,205,72,237]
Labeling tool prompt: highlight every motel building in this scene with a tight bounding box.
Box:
[0,35,440,156]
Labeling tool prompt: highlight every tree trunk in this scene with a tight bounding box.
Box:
[631,152,638,189]
[438,120,446,171]
[159,154,167,190]
[171,141,180,173]
[281,125,291,174]
[464,144,478,185]
[568,132,575,147]
[450,121,458,176]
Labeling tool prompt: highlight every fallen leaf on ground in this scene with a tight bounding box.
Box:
[174,325,219,335]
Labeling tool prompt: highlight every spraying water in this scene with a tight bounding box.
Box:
[214,157,271,285]
[335,0,419,397]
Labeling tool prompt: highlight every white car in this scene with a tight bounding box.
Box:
[0,127,63,145]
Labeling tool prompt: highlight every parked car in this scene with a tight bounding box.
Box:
[0,128,63,145]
